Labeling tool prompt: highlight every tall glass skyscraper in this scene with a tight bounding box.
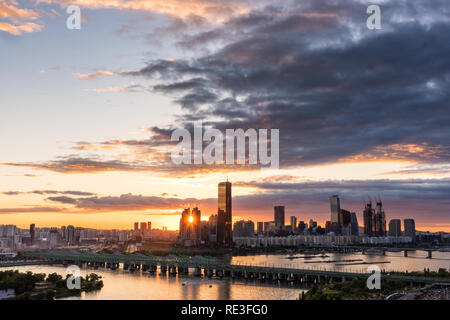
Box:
[330,195,341,224]
[217,181,232,247]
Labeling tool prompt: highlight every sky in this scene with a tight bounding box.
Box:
[1,0,449,232]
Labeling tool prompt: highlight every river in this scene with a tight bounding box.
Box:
[2,251,449,300]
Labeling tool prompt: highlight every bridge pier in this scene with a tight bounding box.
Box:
[404,250,408,257]
[169,265,177,275]
[160,265,167,273]
[194,267,202,276]
[427,251,432,259]
[207,269,213,278]
[382,249,387,256]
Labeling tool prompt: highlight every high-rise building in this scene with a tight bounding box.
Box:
[298,221,306,233]
[30,224,35,245]
[388,219,401,237]
[140,222,147,232]
[330,195,341,224]
[61,226,67,242]
[350,212,359,236]
[67,225,75,245]
[309,219,317,229]
[404,219,416,242]
[233,220,255,237]
[147,222,152,231]
[363,201,375,236]
[274,206,285,230]
[340,209,352,235]
[290,216,297,232]
[178,207,201,246]
[257,222,264,235]
[134,222,139,231]
[374,201,386,236]
[217,181,232,247]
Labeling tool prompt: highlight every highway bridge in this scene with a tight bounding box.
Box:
[22,251,450,285]
[288,245,450,258]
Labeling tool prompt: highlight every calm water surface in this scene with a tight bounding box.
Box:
[2,251,449,300]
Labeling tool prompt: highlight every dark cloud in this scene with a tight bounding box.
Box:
[46,193,216,212]
[0,207,65,214]
[123,1,450,168]
[2,190,96,196]
[1,157,160,174]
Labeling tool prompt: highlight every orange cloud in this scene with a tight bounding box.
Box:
[0,21,43,35]
[35,0,249,21]
[0,1,43,35]
[75,70,119,79]
[0,0,39,20]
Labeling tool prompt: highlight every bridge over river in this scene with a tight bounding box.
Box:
[22,251,450,286]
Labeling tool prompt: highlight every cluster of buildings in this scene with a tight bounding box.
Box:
[246,195,419,243]
[177,181,233,247]
[176,186,439,247]
[0,222,177,252]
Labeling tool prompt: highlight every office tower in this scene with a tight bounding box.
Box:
[257,222,264,235]
[330,195,341,224]
[325,221,340,234]
[298,221,306,233]
[274,206,285,230]
[179,207,201,246]
[263,222,271,234]
[404,219,416,242]
[217,181,232,247]
[350,212,359,236]
[388,219,401,237]
[374,201,386,236]
[363,201,375,236]
[30,224,35,245]
[67,225,75,245]
[147,222,152,231]
[233,220,255,237]
[208,214,217,235]
[339,209,352,235]
[61,226,67,242]
[140,222,147,232]
[290,216,297,232]
[49,228,59,247]
[309,219,317,229]
[134,222,139,231]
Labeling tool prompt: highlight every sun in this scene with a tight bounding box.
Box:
[188,216,194,223]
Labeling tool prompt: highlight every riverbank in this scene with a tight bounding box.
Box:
[0,270,103,300]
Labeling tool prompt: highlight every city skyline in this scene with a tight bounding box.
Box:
[1,0,450,232]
